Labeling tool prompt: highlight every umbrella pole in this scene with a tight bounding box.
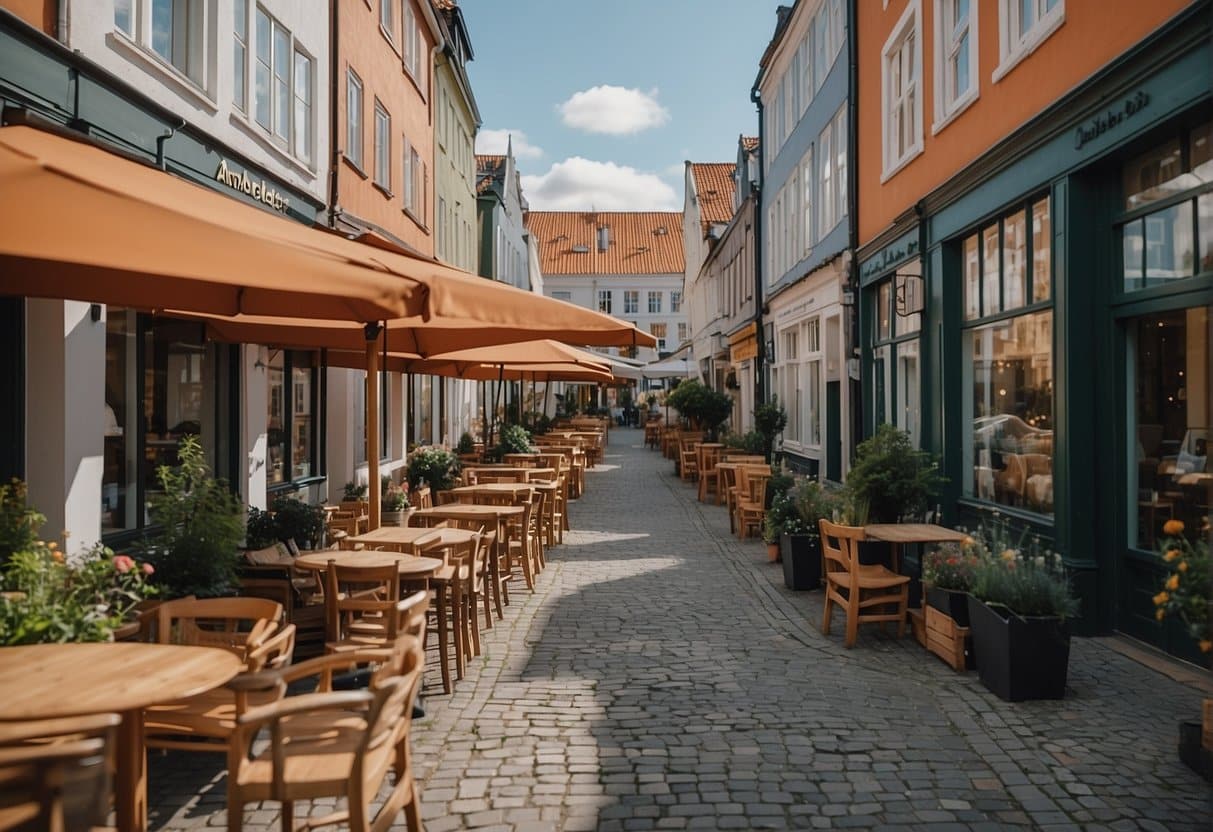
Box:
[365,323,382,530]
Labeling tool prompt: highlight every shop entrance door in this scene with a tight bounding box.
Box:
[1119,305,1211,661]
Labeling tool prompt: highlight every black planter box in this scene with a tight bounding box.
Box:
[966,595,1070,701]
[926,586,971,627]
[1178,720,1213,782]
[781,534,821,591]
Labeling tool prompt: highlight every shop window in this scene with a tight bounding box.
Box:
[995,0,1063,82]
[1129,307,1211,550]
[967,197,1050,320]
[1120,123,1212,291]
[267,350,317,486]
[103,313,228,538]
[881,0,922,180]
[869,263,922,443]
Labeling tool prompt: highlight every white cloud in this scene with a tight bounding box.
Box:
[521,157,680,211]
[474,128,543,159]
[558,85,670,135]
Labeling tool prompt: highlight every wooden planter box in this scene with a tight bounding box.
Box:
[908,607,927,647]
[1205,699,1213,751]
[925,605,974,671]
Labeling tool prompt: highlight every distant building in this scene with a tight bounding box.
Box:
[477,147,532,290]
[528,211,686,364]
[682,161,737,388]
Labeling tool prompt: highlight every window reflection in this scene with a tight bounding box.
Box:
[1132,307,1211,549]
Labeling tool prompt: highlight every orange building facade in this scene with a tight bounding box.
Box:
[855,0,1211,658]
[333,0,440,257]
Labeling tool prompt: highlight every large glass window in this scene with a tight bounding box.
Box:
[1130,307,1212,550]
[267,350,317,486]
[1120,123,1212,291]
[962,195,1054,517]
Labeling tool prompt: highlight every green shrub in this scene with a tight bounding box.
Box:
[407,446,461,492]
[793,480,845,539]
[269,496,325,549]
[0,479,43,567]
[966,514,1078,619]
[666,380,733,437]
[341,481,368,501]
[244,506,279,549]
[754,398,789,463]
[491,423,534,461]
[456,432,477,455]
[843,423,945,524]
[142,436,244,598]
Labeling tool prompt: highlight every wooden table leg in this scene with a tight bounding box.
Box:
[116,707,148,832]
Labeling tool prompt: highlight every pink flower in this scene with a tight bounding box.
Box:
[113,555,134,574]
[141,562,155,576]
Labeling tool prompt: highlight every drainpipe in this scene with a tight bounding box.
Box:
[155,119,185,170]
[327,0,340,228]
[846,0,861,453]
[749,85,765,406]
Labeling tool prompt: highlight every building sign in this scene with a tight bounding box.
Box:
[859,228,919,286]
[729,322,758,363]
[214,158,292,213]
[1074,90,1149,150]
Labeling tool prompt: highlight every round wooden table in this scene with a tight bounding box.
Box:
[0,642,242,832]
[294,549,445,578]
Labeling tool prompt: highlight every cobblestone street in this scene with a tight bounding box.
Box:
[148,429,1213,830]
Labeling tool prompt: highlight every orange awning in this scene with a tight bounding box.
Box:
[0,125,420,320]
[325,351,614,383]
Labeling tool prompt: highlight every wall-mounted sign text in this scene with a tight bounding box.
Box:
[215,158,292,213]
[1074,90,1149,150]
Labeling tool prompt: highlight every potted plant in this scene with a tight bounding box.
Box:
[268,495,325,550]
[754,398,788,464]
[759,472,797,563]
[844,424,945,524]
[406,446,462,492]
[965,517,1078,701]
[456,431,478,462]
[666,380,733,439]
[381,481,411,526]
[922,541,982,627]
[341,481,368,503]
[490,423,534,462]
[781,480,843,591]
[1151,519,1212,780]
[141,436,244,599]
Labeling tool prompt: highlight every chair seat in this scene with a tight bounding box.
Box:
[145,688,280,740]
[825,564,910,591]
[233,721,392,802]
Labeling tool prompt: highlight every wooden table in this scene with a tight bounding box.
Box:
[0,642,242,832]
[413,505,524,617]
[294,548,446,578]
[345,526,446,553]
[864,523,969,572]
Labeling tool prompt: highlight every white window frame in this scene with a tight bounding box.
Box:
[994,0,1064,83]
[114,0,211,95]
[346,68,363,169]
[801,150,814,257]
[232,0,247,110]
[374,101,391,191]
[932,0,979,133]
[671,290,683,313]
[623,290,639,315]
[834,106,847,221]
[598,290,612,314]
[292,48,314,164]
[403,1,420,82]
[819,121,835,238]
[379,0,394,40]
[648,291,662,315]
[880,0,923,183]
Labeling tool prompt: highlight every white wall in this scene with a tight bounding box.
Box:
[65,0,329,202]
[543,272,688,362]
[25,300,104,554]
[241,344,268,510]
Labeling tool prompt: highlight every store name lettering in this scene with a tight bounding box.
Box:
[1074,90,1149,150]
[214,159,291,213]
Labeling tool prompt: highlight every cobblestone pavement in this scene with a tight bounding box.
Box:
[148,429,1212,830]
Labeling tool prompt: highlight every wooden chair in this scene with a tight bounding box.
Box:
[323,562,415,655]
[698,445,722,503]
[412,485,432,509]
[150,596,285,659]
[226,635,426,832]
[819,519,910,648]
[0,713,119,832]
[679,438,701,482]
[735,469,771,540]
[719,465,740,532]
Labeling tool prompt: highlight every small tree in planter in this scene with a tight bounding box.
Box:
[965,518,1078,701]
[666,380,733,439]
[754,398,788,464]
[843,424,945,524]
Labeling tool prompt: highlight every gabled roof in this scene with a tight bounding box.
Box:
[689,163,736,233]
[526,211,685,276]
[741,136,759,152]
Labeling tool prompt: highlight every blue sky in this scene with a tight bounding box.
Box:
[460,1,781,211]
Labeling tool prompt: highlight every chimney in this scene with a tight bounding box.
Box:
[597,225,610,252]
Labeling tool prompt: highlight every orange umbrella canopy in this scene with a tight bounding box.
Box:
[0,125,420,320]
[325,351,614,383]
[184,309,656,355]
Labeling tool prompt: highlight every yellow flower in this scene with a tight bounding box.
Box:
[1165,574,1180,591]
[1163,549,1180,562]
[1156,608,1166,621]
[1200,640,1212,654]
[1000,548,1017,562]
[46,541,57,550]
[1162,519,1184,536]
[1153,591,1169,606]
[1178,561,1189,573]
[51,550,64,563]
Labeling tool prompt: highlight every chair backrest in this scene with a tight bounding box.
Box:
[0,713,119,832]
[701,446,721,471]
[339,500,369,514]
[245,622,297,672]
[154,597,282,660]
[413,485,432,509]
[323,561,402,643]
[818,519,865,578]
[435,489,458,505]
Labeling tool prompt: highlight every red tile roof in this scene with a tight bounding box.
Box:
[741,136,759,151]
[689,162,736,232]
[526,211,685,276]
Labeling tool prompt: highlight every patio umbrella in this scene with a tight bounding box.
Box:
[0,125,420,321]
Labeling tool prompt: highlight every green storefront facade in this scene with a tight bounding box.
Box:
[858,4,1212,660]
